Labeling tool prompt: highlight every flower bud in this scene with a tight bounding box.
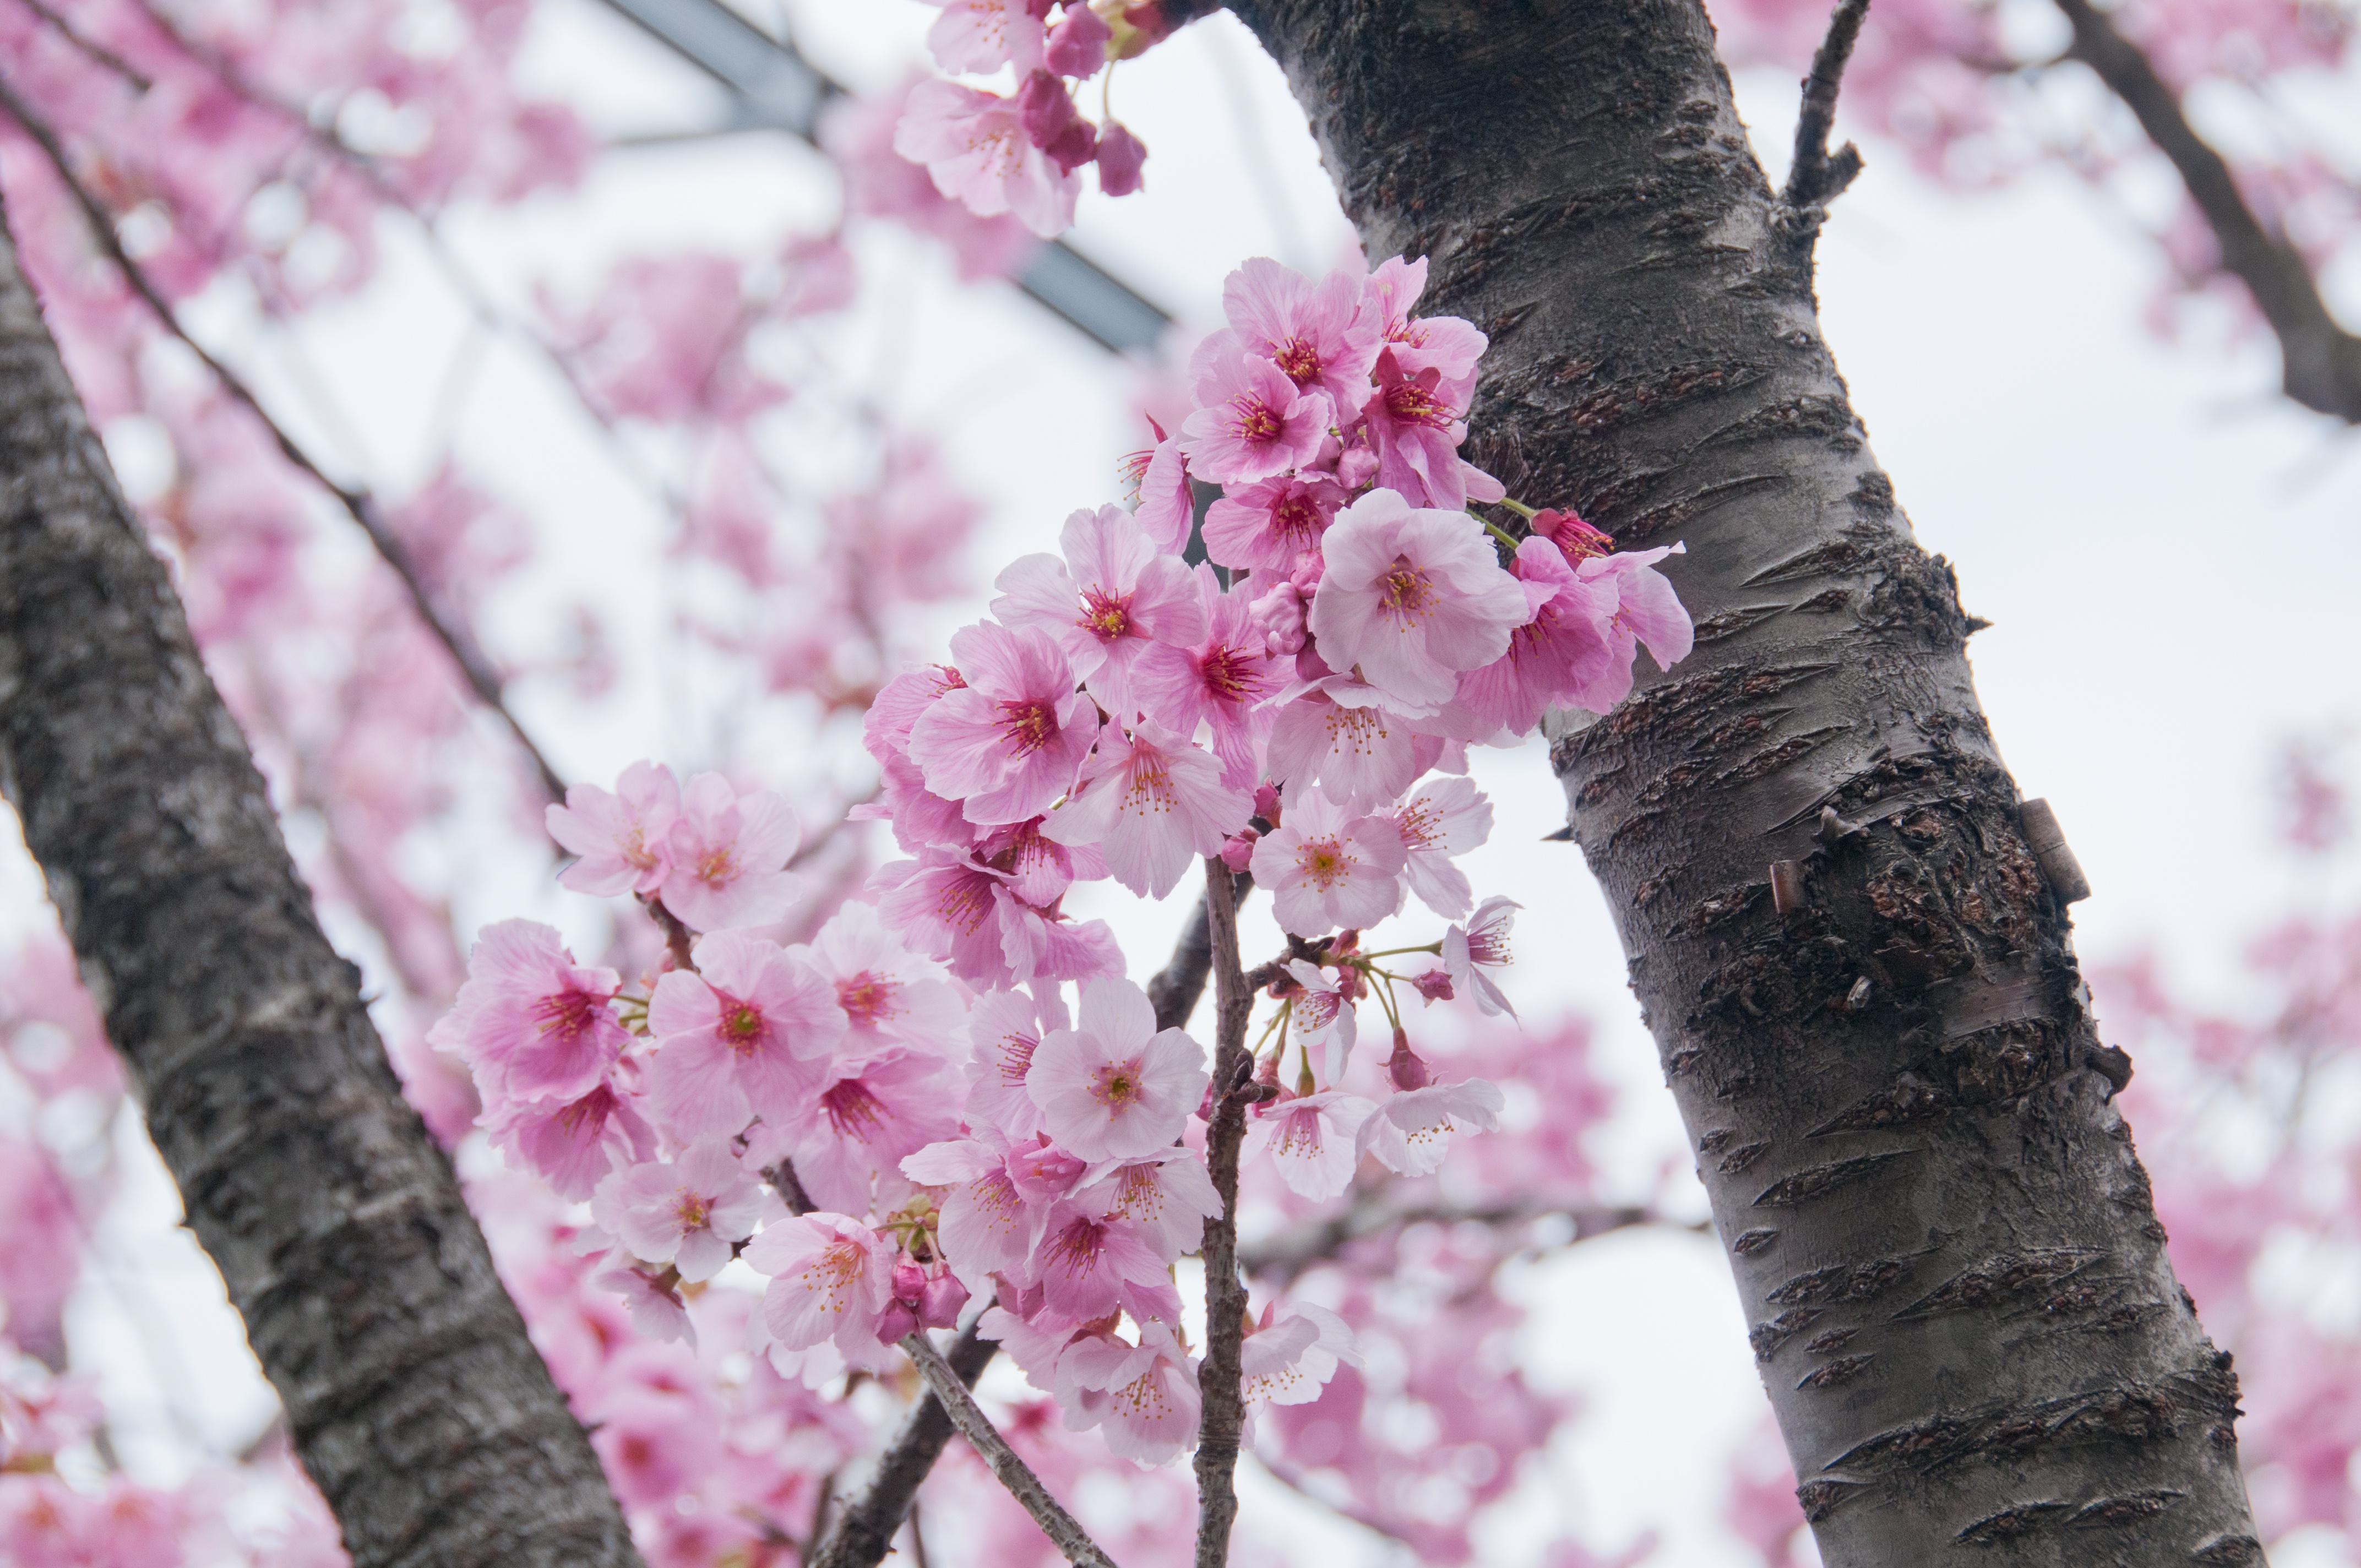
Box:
[1385,1027,1431,1091]
[920,1265,970,1329]
[1410,970,1455,1003]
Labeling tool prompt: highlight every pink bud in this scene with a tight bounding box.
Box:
[1252,783,1281,823]
[1017,70,1099,172]
[1218,829,1258,873]
[920,1266,971,1329]
[1385,1027,1431,1091]
[1095,121,1147,196]
[891,1257,928,1305]
[876,1299,920,1346]
[1410,970,1455,1003]
[1249,580,1307,657]
[1045,5,1113,75]
[1531,507,1614,564]
[1335,439,1379,489]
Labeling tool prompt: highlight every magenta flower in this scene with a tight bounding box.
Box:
[1059,1318,1201,1466]
[1073,1148,1222,1262]
[1040,724,1250,899]
[1307,488,1531,711]
[991,505,1205,715]
[645,930,845,1141]
[1358,1076,1505,1177]
[1562,545,1696,714]
[1244,1088,1375,1202]
[893,79,1078,238]
[1452,537,1622,736]
[960,986,1063,1141]
[1442,896,1521,1017]
[1201,472,1345,574]
[1177,350,1332,487]
[484,1075,656,1202]
[1016,69,1097,172]
[1389,774,1494,919]
[872,847,1123,990]
[1044,4,1111,76]
[1218,257,1381,412]
[778,1047,960,1216]
[906,620,1099,825]
[546,760,679,897]
[438,919,628,1107]
[916,0,1045,75]
[1355,254,1488,385]
[797,901,966,1060]
[1356,349,1503,511]
[591,1140,763,1283]
[1025,976,1209,1161]
[746,1212,896,1354]
[1030,1202,1171,1319]
[1249,787,1408,937]
[1281,959,1358,1084]
[1241,1301,1362,1407]
[660,772,806,933]
[1133,565,1283,791]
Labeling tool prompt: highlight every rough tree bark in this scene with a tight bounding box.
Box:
[0,203,641,1567]
[1226,2,2263,1562]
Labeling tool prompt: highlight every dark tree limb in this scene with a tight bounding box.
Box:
[808,1318,999,1568]
[0,78,570,799]
[1226,1,2260,1562]
[1146,869,1252,1032]
[2054,0,2361,423]
[1190,857,1255,1568]
[0,196,638,1567]
[1781,0,1870,215]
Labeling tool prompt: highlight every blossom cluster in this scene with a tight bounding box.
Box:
[433,252,1693,1472]
[894,0,1181,236]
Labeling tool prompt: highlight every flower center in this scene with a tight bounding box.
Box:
[1199,646,1256,702]
[698,845,738,886]
[1231,394,1282,444]
[1271,493,1325,547]
[997,698,1059,756]
[995,1030,1038,1085]
[1042,1216,1107,1277]
[1079,587,1133,641]
[838,971,899,1027]
[723,1003,764,1049]
[1091,1058,1145,1110]
[1379,558,1433,623]
[933,870,995,937]
[672,1188,711,1231]
[1296,836,1354,890]
[533,988,602,1039]
[1272,335,1321,386]
[1383,379,1451,428]
[822,1078,891,1142]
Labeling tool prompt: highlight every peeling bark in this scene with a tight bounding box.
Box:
[0,204,640,1566]
[1225,2,2261,1561]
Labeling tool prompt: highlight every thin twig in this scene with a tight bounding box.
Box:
[1191,857,1255,1568]
[809,1317,999,1568]
[13,0,154,90]
[897,1330,1119,1568]
[0,77,570,802]
[2053,0,2361,423]
[1782,0,1871,214]
[1239,1199,1676,1284]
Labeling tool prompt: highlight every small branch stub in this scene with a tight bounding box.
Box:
[1770,859,1807,914]
[2017,798,2092,903]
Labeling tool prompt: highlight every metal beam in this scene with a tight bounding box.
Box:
[592,0,1174,355]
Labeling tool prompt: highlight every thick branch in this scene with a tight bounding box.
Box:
[1190,857,1255,1568]
[2055,0,2361,422]
[897,1330,1118,1568]
[0,79,570,799]
[809,1317,1000,1568]
[1782,0,1870,213]
[0,195,637,1566]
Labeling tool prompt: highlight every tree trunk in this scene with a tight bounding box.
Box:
[1226,2,2263,1562]
[0,203,641,1567]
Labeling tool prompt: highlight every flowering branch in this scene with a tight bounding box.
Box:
[1192,856,1256,1568]
[0,76,570,803]
[897,1328,1120,1568]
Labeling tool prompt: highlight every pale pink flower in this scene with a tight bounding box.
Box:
[861,749,980,854]
[1133,565,1283,790]
[1031,1202,1171,1319]
[1562,545,1696,713]
[591,1140,764,1283]
[1263,692,1430,814]
[1201,472,1345,574]
[872,848,1124,989]
[547,760,679,896]
[1026,976,1209,1160]
[1060,1318,1201,1465]
[1307,488,1530,711]
[894,79,1078,239]
[1218,257,1381,412]
[1245,1090,1375,1201]
[661,772,806,932]
[1281,960,1358,1083]
[645,930,845,1140]
[1451,538,1621,736]
[1358,1077,1504,1177]
[593,1259,696,1348]
[917,0,1045,74]
[975,814,1105,907]
[1074,1148,1222,1261]
[746,1212,896,1354]
[991,505,1205,715]
[1006,1134,1091,1206]
[486,1077,657,1202]
[1131,433,1193,553]
[906,620,1100,825]
[962,986,1068,1141]
[1045,4,1111,75]
[1443,896,1521,1017]
[1390,775,1493,919]
[820,81,1040,280]
[865,663,967,763]
[1177,351,1333,486]
[438,919,627,1106]
[1355,255,1487,385]
[1249,787,1407,937]
[902,1130,1039,1289]
[777,1049,961,1216]
[798,901,966,1059]
[1241,1301,1361,1407]
[1358,349,1502,511]
[1041,724,1250,899]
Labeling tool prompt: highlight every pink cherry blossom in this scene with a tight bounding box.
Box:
[1451,538,1622,736]
[1357,349,1502,511]
[1390,775,1493,919]
[1356,255,1488,385]
[546,760,679,897]
[1177,351,1333,486]
[1263,692,1430,813]
[1282,959,1358,1084]
[1041,724,1250,899]
[592,1140,764,1283]
[893,79,1079,239]
[1307,488,1531,711]
[592,1257,696,1348]
[486,1076,657,1202]
[1244,1089,1375,1201]
[1250,787,1408,937]
[776,1048,960,1216]
[436,919,628,1106]
[645,930,845,1140]
[1218,258,1381,412]
[865,663,967,763]
[1060,1319,1200,1465]
[902,1130,1040,1287]
[1016,69,1097,172]
[747,1212,897,1354]
[872,848,1122,989]
[1027,976,1209,1160]
[1444,896,1521,1017]
[1358,1077,1505,1177]
[1242,1301,1361,1406]
[906,620,1100,825]
[1562,545,1696,713]
[798,901,966,1059]
[1031,1202,1172,1319]
[1131,432,1193,553]
[1201,472,1345,574]
[975,814,1105,907]
[1134,565,1283,789]
[819,81,1040,280]
[1074,1149,1222,1261]
[991,504,1204,715]
[916,0,1046,75]
[961,987,1064,1140]
[661,772,806,933]
[1096,121,1148,196]
[1045,4,1112,76]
